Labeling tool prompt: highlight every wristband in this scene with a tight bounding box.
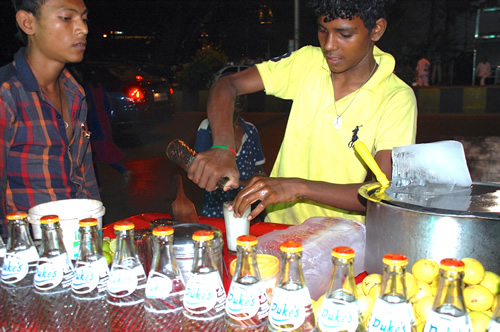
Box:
[211,145,237,156]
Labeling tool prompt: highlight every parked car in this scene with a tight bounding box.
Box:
[210,64,250,87]
[69,61,176,136]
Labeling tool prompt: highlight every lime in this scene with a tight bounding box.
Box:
[102,240,110,253]
[109,239,117,254]
[103,251,113,266]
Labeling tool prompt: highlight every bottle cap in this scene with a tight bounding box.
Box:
[236,235,258,246]
[79,218,98,227]
[153,225,174,236]
[192,230,214,241]
[40,215,60,224]
[114,220,135,231]
[382,253,408,266]
[440,258,465,272]
[280,240,303,253]
[332,246,355,259]
[6,211,28,220]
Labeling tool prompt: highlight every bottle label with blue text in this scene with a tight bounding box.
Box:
[184,271,226,316]
[107,265,139,297]
[318,298,360,331]
[368,299,414,332]
[268,286,312,331]
[72,260,106,294]
[34,259,65,291]
[226,282,269,321]
[1,248,39,284]
[423,311,472,332]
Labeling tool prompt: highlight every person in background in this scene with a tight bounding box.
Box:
[0,0,99,237]
[81,67,132,187]
[187,0,417,225]
[476,57,492,86]
[416,55,431,86]
[194,95,266,219]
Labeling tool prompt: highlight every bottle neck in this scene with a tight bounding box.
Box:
[7,219,34,251]
[78,225,102,260]
[433,269,468,313]
[380,263,408,303]
[114,229,138,262]
[326,257,357,299]
[234,244,260,283]
[39,223,66,256]
[192,239,217,274]
[152,234,178,272]
[278,251,305,290]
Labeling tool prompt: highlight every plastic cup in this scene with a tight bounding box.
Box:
[222,201,250,254]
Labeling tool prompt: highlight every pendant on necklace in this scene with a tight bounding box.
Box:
[334,116,342,129]
[64,121,69,129]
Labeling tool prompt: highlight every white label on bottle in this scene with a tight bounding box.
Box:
[107,265,138,297]
[184,271,225,315]
[318,298,360,332]
[488,320,500,332]
[34,259,64,291]
[1,253,30,284]
[368,299,414,332]
[226,282,269,321]
[13,246,39,262]
[423,311,472,332]
[268,286,311,331]
[145,272,173,298]
[0,247,6,258]
[72,263,100,294]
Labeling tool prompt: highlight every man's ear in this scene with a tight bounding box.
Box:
[370,18,387,42]
[16,10,35,37]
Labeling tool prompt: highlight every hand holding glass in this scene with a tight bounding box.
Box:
[222,202,251,253]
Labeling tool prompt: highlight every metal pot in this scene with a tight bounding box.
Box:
[359,182,500,274]
[172,223,225,285]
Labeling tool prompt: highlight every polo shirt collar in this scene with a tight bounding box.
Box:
[13,47,39,93]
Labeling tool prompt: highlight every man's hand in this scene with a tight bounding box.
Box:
[229,177,301,220]
[188,148,240,191]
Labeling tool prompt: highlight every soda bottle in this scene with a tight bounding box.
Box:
[268,240,316,332]
[32,214,76,330]
[225,235,270,331]
[318,246,364,332]
[183,230,226,331]
[107,220,147,330]
[0,235,6,272]
[71,217,110,330]
[144,225,185,330]
[423,258,472,332]
[488,301,500,332]
[1,211,39,330]
[367,253,416,332]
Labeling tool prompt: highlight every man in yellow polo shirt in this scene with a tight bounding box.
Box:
[188,0,417,225]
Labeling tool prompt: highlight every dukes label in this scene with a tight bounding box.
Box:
[226,282,269,321]
[34,259,64,291]
[184,271,226,316]
[318,298,360,331]
[107,265,138,297]
[368,299,414,332]
[2,254,29,284]
[73,258,109,294]
[423,311,471,332]
[268,287,311,331]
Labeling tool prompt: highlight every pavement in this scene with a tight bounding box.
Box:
[97,111,288,226]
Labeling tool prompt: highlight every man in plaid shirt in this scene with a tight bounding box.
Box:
[0,0,100,237]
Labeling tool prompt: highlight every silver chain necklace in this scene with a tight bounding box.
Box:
[332,63,378,129]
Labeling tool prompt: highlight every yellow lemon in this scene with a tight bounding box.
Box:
[413,296,435,322]
[313,295,324,321]
[468,311,491,332]
[462,258,485,285]
[368,284,382,299]
[464,285,495,312]
[405,272,419,299]
[412,259,440,284]
[358,294,375,328]
[480,271,500,296]
[430,277,439,296]
[416,322,425,332]
[411,280,433,303]
[356,283,365,296]
[362,273,382,295]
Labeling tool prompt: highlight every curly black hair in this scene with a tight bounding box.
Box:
[307,0,395,31]
[12,0,47,44]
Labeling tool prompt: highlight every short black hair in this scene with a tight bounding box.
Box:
[307,0,394,31]
[12,0,46,44]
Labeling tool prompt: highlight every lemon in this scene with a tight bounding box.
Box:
[468,311,491,332]
[368,284,382,299]
[405,272,419,299]
[480,271,500,296]
[411,280,433,303]
[430,277,439,296]
[103,251,113,266]
[413,296,435,322]
[416,322,425,332]
[464,285,495,312]
[362,273,382,295]
[357,294,375,328]
[412,259,440,284]
[109,238,117,254]
[356,282,365,296]
[313,295,324,321]
[462,258,485,285]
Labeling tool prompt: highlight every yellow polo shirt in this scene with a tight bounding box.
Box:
[256,46,417,225]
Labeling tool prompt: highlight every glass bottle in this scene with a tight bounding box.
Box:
[318,246,364,332]
[488,301,500,332]
[70,218,110,330]
[0,235,6,272]
[367,253,416,332]
[268,240,316,332]
[107,220,147,330]
[144,225,185,330]
[33,214,76,331]
[183,230,226,331]
[225,235,270,331]
[1,211,39,330]
[423,258,472,332]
